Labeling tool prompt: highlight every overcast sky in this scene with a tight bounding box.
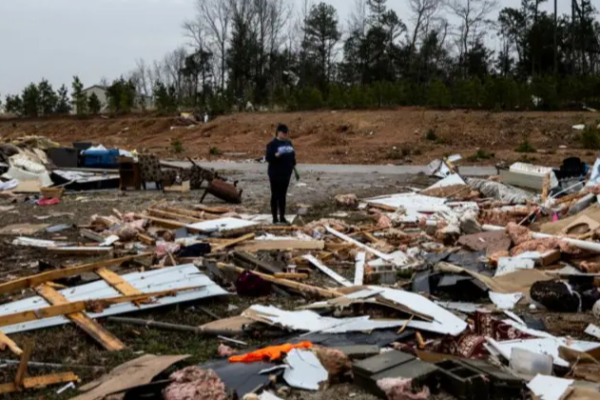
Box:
[0,0,573,96]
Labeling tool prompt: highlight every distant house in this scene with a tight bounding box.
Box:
[74,85,153,114]
[76,85,109,114]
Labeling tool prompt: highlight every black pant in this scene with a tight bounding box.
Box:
[269,174,291,221]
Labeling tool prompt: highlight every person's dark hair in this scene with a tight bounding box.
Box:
[276,124,289,135]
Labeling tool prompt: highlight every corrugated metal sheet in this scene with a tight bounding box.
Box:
[0,264,228,334]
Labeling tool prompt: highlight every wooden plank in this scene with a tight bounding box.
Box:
[237,240,325,252]
[0,330,22,355]
[138,215,195,230]
[162,206,221,220]
[147,209,202,224]
[96,268,141,296]
[14,342,33,388]
[0,372,79,394]
[211,233,255,252]
[217,263,342,299]
[303,255,353,287]
[274,273,308,280]
[79,229,105,243]
[137,233,156,246]
[194,204,230,214]
[48,247,114,256]
[326,226,394,261]
[36,284,125,352]
[0,254,151,296]
[232,251,283,274]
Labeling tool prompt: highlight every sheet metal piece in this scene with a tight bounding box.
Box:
[0,265,228,334]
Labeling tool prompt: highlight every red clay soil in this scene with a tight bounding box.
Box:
[0,108,598,166]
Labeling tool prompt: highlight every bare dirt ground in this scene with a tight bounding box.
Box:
[1,108,599,166]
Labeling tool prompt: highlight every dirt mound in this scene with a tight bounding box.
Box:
[0,108,596,165]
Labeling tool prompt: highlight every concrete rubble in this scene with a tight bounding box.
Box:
[2,143,600,399]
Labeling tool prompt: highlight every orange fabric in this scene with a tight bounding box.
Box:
[228,341,313,363]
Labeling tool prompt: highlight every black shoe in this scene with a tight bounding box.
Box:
[272,217,279,225]
[279,217,289,225]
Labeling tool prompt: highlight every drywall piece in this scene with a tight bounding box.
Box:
[283,349,328,391]
[259,391,284,400]
[434,301,481,314]
[239,214,297,224]
[486,337,600,367]
[244,305,405,334]
[489,292,523,310]
[527,374,573,400]
[376,288,468,336]
[354,252,366,286]
[585,324,600,339]
[364,192,448,213]
[12,237,69,248]
[187,217,259,233]
[303,255,352,287]
[0,265,228,334]
[325,226,398,262]
[426,159,452,178]
[100,235,120,247]
[427,174,466,190]
[503,310,525,326]
[0,224,49,236]
[496,258,535,277]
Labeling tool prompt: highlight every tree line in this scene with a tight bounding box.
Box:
[3,0,600,116]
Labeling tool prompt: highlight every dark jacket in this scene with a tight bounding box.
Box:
[266,138,296,179]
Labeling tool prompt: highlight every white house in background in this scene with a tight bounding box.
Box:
[74,85,109,114]
[74,85,152,114]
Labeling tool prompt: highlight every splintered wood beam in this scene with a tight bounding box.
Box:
[0,330,22,355]
[0,253,152,296]
[36,284,125,352]
[136,214,195,230]
[211,233,255,253]
[96,268,141,296]
[147,209,203,224]
[0,372,79,394]
[14,341,33,389]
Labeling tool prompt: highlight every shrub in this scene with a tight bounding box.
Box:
[171,140,183,154]
[425,129,437,141]
[467,149,495,161]
[209,146,221,156]
[516,139,536,153]
[581,125,600,149]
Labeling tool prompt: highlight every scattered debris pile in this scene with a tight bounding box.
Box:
[2,155,600,399]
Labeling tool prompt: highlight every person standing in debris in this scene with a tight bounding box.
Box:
[266,124,296,224]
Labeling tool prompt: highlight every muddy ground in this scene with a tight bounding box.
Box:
[1,108,600,167]
[0,170,596,400]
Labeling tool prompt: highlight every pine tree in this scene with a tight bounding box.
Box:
[88,93,102,114]
[55,85,72,114]
[38,79,58,116]
[4,95,23,115]
[21,83,40,118]
[72,76,88,115]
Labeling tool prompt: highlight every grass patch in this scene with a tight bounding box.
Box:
[425,129,437,141]
[516,139,536,153]
[581,125,600,149]
[171,140,183,154]
[209,146,221,156]
[467,149,495,162]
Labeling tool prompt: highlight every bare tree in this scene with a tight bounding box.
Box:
[445,0,498,61]
[162,47,188,100]
[348,0,368,36]
[184,0,231,91]
[407,0,443,52]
